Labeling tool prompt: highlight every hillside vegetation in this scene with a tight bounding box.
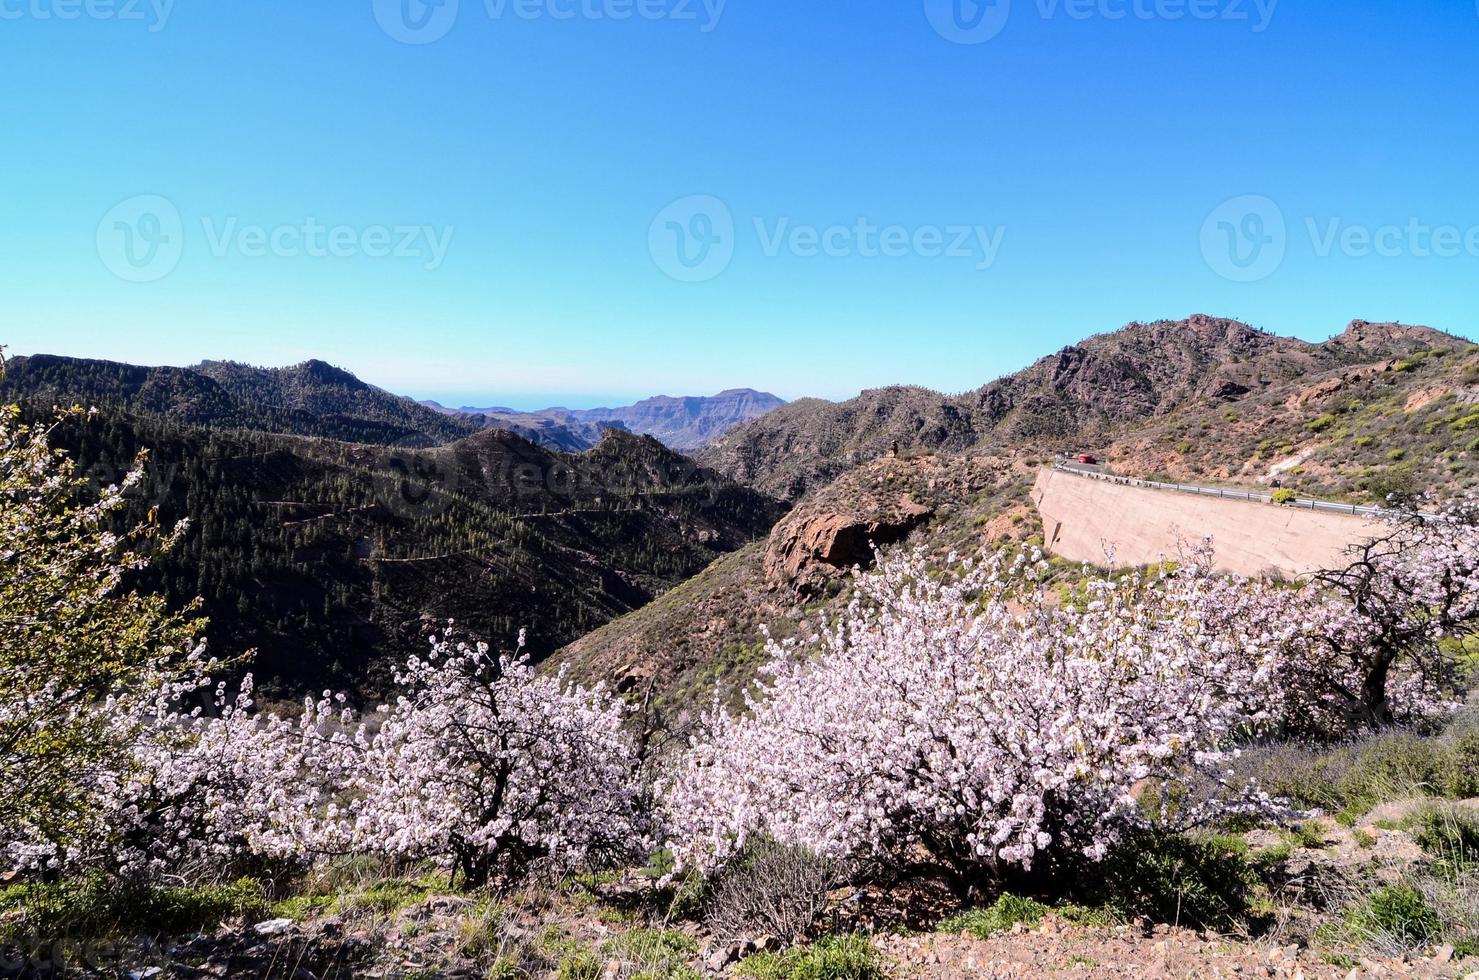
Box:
[35,410,781,697]
[4,316,1479,978]
[3,354,482,447]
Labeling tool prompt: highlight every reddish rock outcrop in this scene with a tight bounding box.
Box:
[764,495,933,592]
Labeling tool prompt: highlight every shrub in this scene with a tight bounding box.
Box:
[353,631,653,887]
[1234,723,1479,817]
[1338,734,1449,809]
[555,945,603,980]
[1361,465,1417,505]
[1307,414,1339,433]
[705,840,842,944]
[603,929,701,979]
[937,893,1049,939]
[1347,884,1441,949]
[95,630,653,889]
[0,407,214,873]
[1272,488,1297,505]
[1077,830,1256,931]
[736,935,882,980]
[1411,807,1479,879]
[1445,726,1479,798]
[0,877,267,944]
[1278,497,1479,734]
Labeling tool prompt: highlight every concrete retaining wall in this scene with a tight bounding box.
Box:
[1031,467,1382,578]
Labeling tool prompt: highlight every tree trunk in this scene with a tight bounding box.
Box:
[1359,654,1394,729]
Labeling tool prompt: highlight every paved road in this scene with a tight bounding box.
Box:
[1052,461,1434,522]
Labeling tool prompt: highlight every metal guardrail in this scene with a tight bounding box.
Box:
[1051,461,1435,521]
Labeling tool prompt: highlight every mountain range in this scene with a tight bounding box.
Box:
[421,388,786,452]
[2,355,780,454]
[6,316,1475,703]
[0,355,785,697]
[696,316,1464,500]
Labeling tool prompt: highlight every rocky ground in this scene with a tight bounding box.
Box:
[8,910,1469,980]
[5,799,1476,979]
[880,920,1468,978]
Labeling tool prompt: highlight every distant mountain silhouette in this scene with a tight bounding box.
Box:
[427,388,786,451]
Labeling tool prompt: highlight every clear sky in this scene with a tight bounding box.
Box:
[2,0,1476,409]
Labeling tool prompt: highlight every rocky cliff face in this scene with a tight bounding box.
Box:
[763,493,932,593]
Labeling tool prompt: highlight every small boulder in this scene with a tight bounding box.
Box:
[252,918,296,937]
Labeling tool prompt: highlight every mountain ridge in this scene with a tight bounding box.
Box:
[2,354,483,447]
[697,316,1473,500]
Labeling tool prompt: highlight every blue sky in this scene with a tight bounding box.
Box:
[2,0,1477,409]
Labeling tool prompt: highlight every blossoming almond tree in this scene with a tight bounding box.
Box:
[103,678,362,880]
[0,406,213,870]
[663,548,1285,891]
[70,634,652,888]
[1277,497,1479,734]
[350,631,652,887]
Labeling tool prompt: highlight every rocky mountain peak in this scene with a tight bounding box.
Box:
[289,359,365,387]
[1329,319,1464,355]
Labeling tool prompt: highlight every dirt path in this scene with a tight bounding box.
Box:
[880,920,1470,978]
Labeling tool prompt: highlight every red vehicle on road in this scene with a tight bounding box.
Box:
[1074,454,1099,465]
